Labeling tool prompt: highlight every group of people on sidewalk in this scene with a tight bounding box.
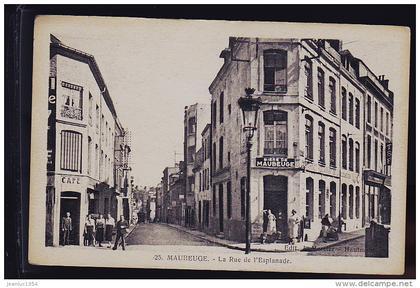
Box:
[61,212,129,250]
[262,209,344,245]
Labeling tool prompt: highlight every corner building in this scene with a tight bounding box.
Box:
[209,38,378,242]
[45,36,129,246]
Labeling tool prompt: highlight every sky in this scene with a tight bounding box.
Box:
[49,17,409,187]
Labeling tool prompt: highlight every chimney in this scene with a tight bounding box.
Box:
[378,75,389,89]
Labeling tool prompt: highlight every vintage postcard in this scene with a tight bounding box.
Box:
[28,15,410,274]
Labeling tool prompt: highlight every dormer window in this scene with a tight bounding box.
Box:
[263,50,287,93]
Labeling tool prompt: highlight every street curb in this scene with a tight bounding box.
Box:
[165,223,365,253]
[303,234,365,252]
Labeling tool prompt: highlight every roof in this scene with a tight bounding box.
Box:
[50,34,119,120]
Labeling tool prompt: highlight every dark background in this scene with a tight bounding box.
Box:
[4,4,416,279]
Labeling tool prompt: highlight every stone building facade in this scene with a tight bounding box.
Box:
[208,37,393,242]
[183,104,210,227]
[45,35,130,246]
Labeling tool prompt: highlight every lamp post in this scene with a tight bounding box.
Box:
[238,88,262,254]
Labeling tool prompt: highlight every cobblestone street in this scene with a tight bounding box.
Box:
[126,223,218,246]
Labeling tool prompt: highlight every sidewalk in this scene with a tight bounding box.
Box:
[166,223,365,253]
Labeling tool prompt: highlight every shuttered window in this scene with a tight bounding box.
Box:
[60,130,82,172]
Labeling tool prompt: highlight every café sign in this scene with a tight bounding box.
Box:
[61,176,81,184]
[256,157,296,168]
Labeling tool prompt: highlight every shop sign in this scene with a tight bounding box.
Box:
[386,142,392,165]
[256,157,296,168]
[364,171,384,187]
[61,176,81,185]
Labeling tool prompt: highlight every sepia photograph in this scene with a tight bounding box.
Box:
[27,14,410,275]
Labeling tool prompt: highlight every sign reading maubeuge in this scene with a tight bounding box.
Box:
[255,157,296,168]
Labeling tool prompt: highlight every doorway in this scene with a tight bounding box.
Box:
[218,183,224,233]
[60,191,81,245]
[263,175,288,240]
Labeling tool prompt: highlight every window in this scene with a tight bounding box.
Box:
[355,98,360,129]
[349,93,354,125]
[367,96,372,123]
[264,50,287,92]
[61,81,83,120]
[264,110,287,156]
[355,186,360,219]
[188,117,196,134]
[95,105,99,133]
[349,138,354,171]
[60,130,82,172]
[318,122,325,164]
[305,116,314,160]
[212,185,216,215]
[304,61,313,99]
[380,143,384,173]
[212,142,217,171]
[329,128,337,168]
[367,135,372,168]
[199,173,202,191]
[219,92,224,124]
[318,180,326,219]
[329,77,336,114]
[88,136,92,175]
[342,135,347,169]
[349,185,354,219]
[386,112,390,136]
[380,107,384,132]
[330,182,337,218]
[374,139,378,171]
[355,142,360,173]
[240,177,246,219]
[198,201,202,224]
[95,144,98,178]
[305,178,314,220]
[212,101,217,128]
[88,93,93,125]
[341,184,347,219]
[341,88,347,120]
[187,146,195,163]
[227,181,232,219]
[374,102,378,128]
[219,137,223,169]
[317,68,325,107]
[228,104,231,115]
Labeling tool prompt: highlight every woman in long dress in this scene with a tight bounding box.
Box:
[266,209,277,235]
[105,213,115,248]
[95,214,105,247]
[288,209,299,244]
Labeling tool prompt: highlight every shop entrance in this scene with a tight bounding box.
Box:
[60,191,81,245]
[263,175,288,240]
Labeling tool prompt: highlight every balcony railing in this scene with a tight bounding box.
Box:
[61,105,82,120]
[264,84,287,93]
[264,147,287,156]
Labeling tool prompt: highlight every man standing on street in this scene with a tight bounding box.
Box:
[61,212,72,246]
[112,215,129,251]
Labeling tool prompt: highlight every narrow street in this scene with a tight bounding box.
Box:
[126,223,218,246]
[305,236,365,257]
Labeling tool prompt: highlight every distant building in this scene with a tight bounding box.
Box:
[46,35,131,246]
[193,124,212,232]
[183,104,210,227]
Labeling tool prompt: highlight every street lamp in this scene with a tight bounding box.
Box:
[238,87,262,254]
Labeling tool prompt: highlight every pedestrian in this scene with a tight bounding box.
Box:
[105,213,115,248]
[321,213,332,242]
[95,214,105,247]
[83,215,89,246]
[112,215,129,251]
[266,209,277,236]
[84,214,96,247]
[288,209,300,245]
[61,212,72,246]
[137,210,142,226]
